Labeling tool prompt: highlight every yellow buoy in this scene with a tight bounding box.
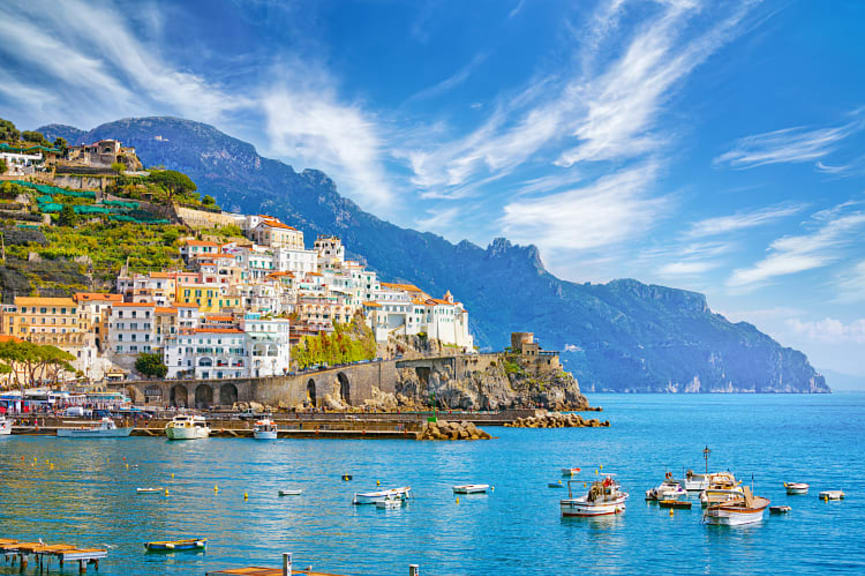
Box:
[600,464,603,470]
[50,463,54,470]
[214,485,219,493]
[669,508,674,517]
[491,486,495,492]
[243,492,248,501]
[376,480,380,486]
[171,473,175,479]
[125,463,129,470]
[164,488,169,497]
[456,497,459,504]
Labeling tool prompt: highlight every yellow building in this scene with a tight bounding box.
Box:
[7,297,85,345]
[175,284,241,313]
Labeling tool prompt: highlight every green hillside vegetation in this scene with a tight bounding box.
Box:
[291,317,376,370]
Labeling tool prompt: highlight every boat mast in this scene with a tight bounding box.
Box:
[703,445,711,475]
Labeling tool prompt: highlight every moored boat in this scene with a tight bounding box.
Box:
[0,415,12,436]
[699,472,743,507]
[784,482,809,495]
[137,487,163,494]
[560,475,628,517]
[703,487,769,526]
[56,417,132,438]
[659,499,692,509]
[680,470,710,492]
[278,489,302,496]
[819,490,845,501]
[253,418,278,440]
[770,505,791,514]
[144,538,207,552]
[376,495,403,509]
[561,467,581,476]
[453,484,490,494]
[352,486,412,505]
[165,414,210,441]
[646,473,686,501]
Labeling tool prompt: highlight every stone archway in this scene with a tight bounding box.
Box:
[337,372,351,406]
[220,383,238,407]
[170,384,188,408]
[307,379,317,407]
[195,384,213,409]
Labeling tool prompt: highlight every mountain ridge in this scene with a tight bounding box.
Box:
[39,117,830,393]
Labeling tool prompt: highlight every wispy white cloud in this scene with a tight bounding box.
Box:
[415,206,460,232]
[786,317,865,344]
[508,0,527,20]
[715,112,865,169]
[835,260,865,303]
[407,52,488,103]
[501,161,670,251]
[727,202,865,288]
[686,202,805,238]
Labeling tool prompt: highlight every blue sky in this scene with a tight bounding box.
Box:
[1,0,864,378]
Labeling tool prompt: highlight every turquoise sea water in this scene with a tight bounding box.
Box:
[1,393,863,576]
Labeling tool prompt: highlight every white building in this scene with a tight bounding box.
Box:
[314,235,345,271]
[273,247,318,275]
[164,328,248,380]
[240,314,291,377]
[107,302,156,356]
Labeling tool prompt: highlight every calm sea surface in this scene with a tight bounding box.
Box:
[1,393,863,576]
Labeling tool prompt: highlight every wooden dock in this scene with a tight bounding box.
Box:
[0,539,107,574]
[207,553,420,576]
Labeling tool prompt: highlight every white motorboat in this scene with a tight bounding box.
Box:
[784,482,809,495]
[561,467,581,476]
[819,490,845,501]
[560,475,628,517]
[0,415,12,436]
[376,495,403,509]
[278,489,303,496]
[165,414,210,440]
[646,473,686,501]
[680,470,710,492]
[137,487,163,494]
[453,484,490,494]
[703,487,769,526]
[57,417,132,438]
[253,418,278,440]
[353,486,412,505]
[699,472,742,507]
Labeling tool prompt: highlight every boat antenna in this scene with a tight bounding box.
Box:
[703,445,711,475]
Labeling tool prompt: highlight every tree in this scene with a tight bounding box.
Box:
[58,204,78,227]
[53,137,68,155]
[136,352,167,379]
[21,130,47,145]
[201,194,216,206]
[147,169,197,202]
[0,158,6,175]
[0,340,75,392]
[0,118,19,142]
[110,161,126,175]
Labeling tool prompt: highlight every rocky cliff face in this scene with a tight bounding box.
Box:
[39,117,831,394]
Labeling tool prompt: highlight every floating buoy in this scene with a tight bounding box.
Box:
[125,463,129,470]
[164,488,169,497]
[456,497,459,504]
[376,480,380,486]
[49,463,54,470]
[491,486,495,492]
[669,508,674,517]
[243,492,248,501]
[214,484,219,493]
[171,473,175,479]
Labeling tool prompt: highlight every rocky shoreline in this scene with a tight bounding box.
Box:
[419,419,493,441]
[504,411,610,428]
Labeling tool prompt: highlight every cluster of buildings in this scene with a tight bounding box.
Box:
[0,212,473,383]
[0,137,142,176]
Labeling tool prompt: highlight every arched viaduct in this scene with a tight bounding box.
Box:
[125,360,398,409]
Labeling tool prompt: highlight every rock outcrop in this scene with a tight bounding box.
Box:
[419,419,492,440]
[504,411,610,428]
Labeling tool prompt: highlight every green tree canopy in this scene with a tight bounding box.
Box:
[57,204,78,227]
[135,352,167,379]
[0,118,20,142]
[0,340,76,391]
[21,130,48,145]
[0,158,6,175]
[148,169,197,201]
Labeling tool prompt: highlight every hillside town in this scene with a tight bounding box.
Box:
[0,130,474,387]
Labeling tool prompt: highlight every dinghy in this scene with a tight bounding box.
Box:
[145,538,207,552]
[819,490,845,501]
[561,467,581,476]
[770,505,792,514]
[452,484,489,494]
[376,495,403,509]
[136,487,163,494]
[278,489,302,496]
[784,482,809,495]
[353,486,412,505]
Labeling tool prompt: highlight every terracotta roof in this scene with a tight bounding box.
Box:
[306,272,322,277]
[194,328,244,334]
[427,298,455,306]
[148,272,177,279]
[204,315,234,322]
[182,240,219,247]
[0,335,23,343]
[381,282,424,293]
[14,297,77,306]
[172,303,200,308]
[74,293,123,302]
[155,307,177,315]
[259,220,298,231]
[112,302,156,308]
[362,301,382,308]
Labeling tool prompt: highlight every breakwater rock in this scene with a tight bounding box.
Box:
[420,419,493,440]
[503,411,610,429]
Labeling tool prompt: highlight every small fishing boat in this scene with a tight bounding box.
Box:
[646,473,686,501]
[165,414,210,441]
[376,495,403,509]
[548,482,564,488]
[770,505,792,514]
[784,482,809,495]
[253,418,278,440]
[144,538,207,552]
[352,486,412,505]
[659,499,692,509]
[560,475,628,517]
[699,473,743,507]
[137,487,163,494]
[278,489,302,496]
[561,467,581,476]
[0,415,12,436]
[56,417,132,438]
[819,490,845,501]
[452,484,489,494]
[703,487,769,526]
[680,470,710,492]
